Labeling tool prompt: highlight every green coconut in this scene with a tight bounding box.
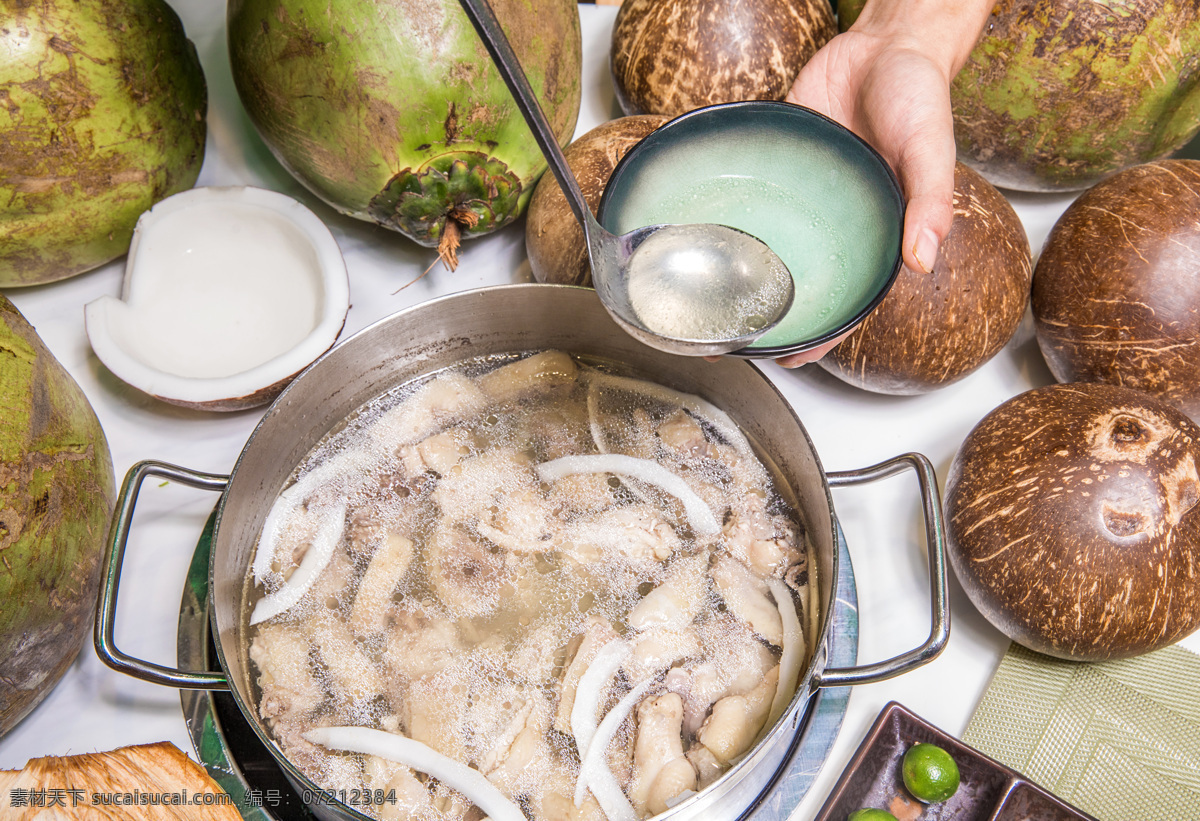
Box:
[1,297,116,737]
[227,0,582,269]
[0,0,207,287]
[951,0,1200,192]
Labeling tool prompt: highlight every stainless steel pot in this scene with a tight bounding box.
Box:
[95,284,949,821]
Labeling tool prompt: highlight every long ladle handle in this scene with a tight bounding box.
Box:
[457,0,593,232]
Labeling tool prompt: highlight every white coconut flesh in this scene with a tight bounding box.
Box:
[84,186,349,408]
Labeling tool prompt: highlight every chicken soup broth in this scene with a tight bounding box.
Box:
[245,351,814,821]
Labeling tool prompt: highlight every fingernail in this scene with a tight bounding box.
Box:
[912,228,939,274]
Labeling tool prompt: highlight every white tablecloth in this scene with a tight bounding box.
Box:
[4,3,1198,819]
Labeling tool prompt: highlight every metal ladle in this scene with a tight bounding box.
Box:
[458,0,796,357]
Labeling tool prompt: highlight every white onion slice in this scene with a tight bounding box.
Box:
[587,383,609,455]
[571,638,631,758]
[304,726,528,821]
[251,447,373,582]
[574,677,657,819]
[537,455,719,537]
[250,500,346,625]
[583,371,755,462]
[765,577,804,729]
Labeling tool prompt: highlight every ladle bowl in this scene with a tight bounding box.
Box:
[459,0,795,356]
[599,101,906,359]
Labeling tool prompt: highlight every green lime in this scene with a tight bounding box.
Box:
[848,810,898,821]
[901,742,961,803]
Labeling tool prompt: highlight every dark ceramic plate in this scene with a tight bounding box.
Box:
[814,702,1099,821]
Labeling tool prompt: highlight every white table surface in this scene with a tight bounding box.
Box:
[4,2,1198,818]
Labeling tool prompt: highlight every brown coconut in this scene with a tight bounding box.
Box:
[945,382,1200,661]
[1033,159,1200,419]
[818,162,1032,394]
[609,0,836,118]
[525,115,670,286]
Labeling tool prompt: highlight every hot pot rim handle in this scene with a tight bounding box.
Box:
[94,460,231,691]
[814,452,950,688]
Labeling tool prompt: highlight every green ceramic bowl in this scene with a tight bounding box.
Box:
[598,101,904,358]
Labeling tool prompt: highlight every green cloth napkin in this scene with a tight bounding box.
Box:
[963,641,1200,820]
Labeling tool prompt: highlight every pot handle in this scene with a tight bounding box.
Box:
[95,460,231,690]
[813,452,950,688]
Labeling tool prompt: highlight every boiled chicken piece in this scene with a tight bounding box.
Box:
[711,554,784,645]
[361,756,436,821]
[561,505,681,567]
[249,623,325,724]
[433,447,537,526]
[528,757,607,821]
[426,523,508,619]
[403,666,471,761]
[476,349,579,403]
[508,622,569,687]
[628,552,709,630]
[302,548,357,617]
[349,533,414,635]
[631,692,698,817]
[670,614,778,738]
[545,472,617,516]
[368,371,488,452]
[624,626,704,682]
[475,688,553,798]
[695,665,779,765]
[524,403,593,461]
[398,426,476,478]
[722,492,803,579]
[383,607,464,681]
[685,744,725,791]
[554,616,620,733]
[307,613,387,717]
[477,486,555,554]
[656,409,713,459]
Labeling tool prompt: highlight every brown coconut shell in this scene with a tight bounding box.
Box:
[818,163,1032,394]
[945,382,1200,661]
[525,115,670,286]
[1033,159,1200,419]
[609,0,836,118]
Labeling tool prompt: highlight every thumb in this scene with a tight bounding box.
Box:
[893,117,956,275]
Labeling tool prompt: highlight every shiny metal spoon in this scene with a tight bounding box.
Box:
[458,0,795,356]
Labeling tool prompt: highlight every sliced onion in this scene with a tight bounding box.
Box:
[765,577,804,729]
[583,371,755,462]
[304,726,528,821]
[574,677,657,819]
[250,500,346,625]
[587,383,609,455]
[537,454,719,537]
[251,447,373,582]
[571,638,631,758]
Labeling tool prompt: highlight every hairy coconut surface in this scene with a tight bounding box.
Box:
[819,163,1031,394]
[0,0,207,287]
[951,0,1200,192]
[0,297,116,737]
[227,0,581,270]
[610,0,835,117]
[526,114,670,286]
[1033,160,1200,420]
[945,383,1200,661]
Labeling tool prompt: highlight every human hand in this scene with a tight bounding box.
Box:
[772,0,995,369]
